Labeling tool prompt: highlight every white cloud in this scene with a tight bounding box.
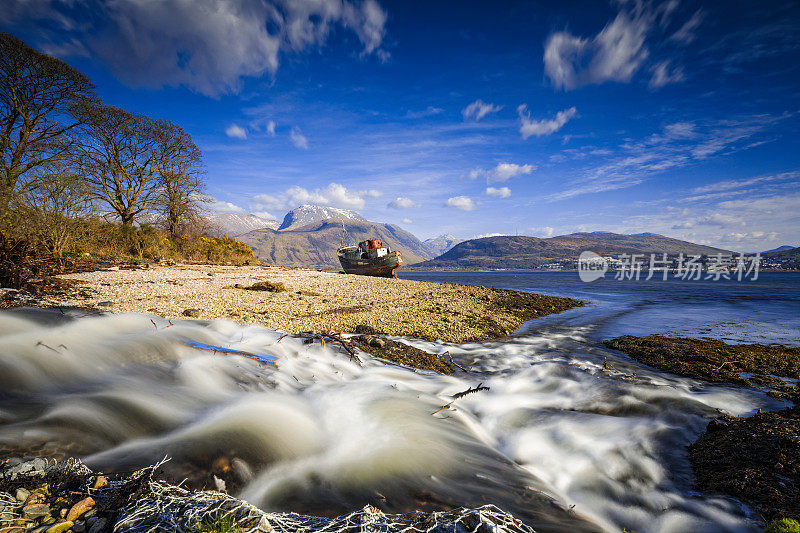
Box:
[252,211,277,220]
[464,168,485,180]
[444,196,476,211]
[490,163,535,182]
[486,187,511,198]
[363,189,383,198]
[462,100,503,121]
[290,126,308,149]
[204,197,245,213]
[543,2,696,90]
[225,124,247,140]
[548,114,791,202]
[402,218,413,224]
[669,10,704,44]
[265,120,276,136]
[466,163,535,183]
[387,197,419,209]
[544,10,650,90]
[252,182,375,211]
[528,226,555,237]
[5,0,389,96]
[649,60,684,88]
[517,106,577,139]
[405,106,444,119]
[473,232,504,239]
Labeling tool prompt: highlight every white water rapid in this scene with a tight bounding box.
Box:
[0,309,784,532]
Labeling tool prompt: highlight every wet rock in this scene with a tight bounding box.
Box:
[96,301,113,307]
[66,497,95,521]
[369,337,386,348]
[72,521,86,533]
[45,521,73,533]
[354,324,376,335]
[23,503,50,519]
[15,487,31,502]
[25,492,47,505]
[87,518,107,533]
[92,476,108,490]
[4,458,46,480]
[182,308,201,317]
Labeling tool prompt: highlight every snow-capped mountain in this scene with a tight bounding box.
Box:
[423,234,461,257]
[278,204,366,231]
[205,213,280,237]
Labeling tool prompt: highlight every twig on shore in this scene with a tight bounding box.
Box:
[431,382,490,415]
[452,382,489,399]
[36,341,59,353]
[296,331,363,364]
[715,360,743,372]
[444,351,470,372]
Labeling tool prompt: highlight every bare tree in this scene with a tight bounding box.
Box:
[0,32,96,213]
[72,102,168,229]
[21,163,94,258]
[153,123,205,237]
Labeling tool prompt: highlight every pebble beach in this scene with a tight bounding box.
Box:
[44,264,583,343]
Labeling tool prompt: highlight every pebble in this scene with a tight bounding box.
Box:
[45,521,73,533]
[22,503,50,519]
[15,487,31,502]
[183,308,201,317]
[92,476,108,490]
[66,497,95,521]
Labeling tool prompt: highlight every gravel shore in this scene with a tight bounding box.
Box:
[43,264,582,343]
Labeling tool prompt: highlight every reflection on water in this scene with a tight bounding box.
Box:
[2,273,797,532]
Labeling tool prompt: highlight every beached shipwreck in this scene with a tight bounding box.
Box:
[338,238,403,278]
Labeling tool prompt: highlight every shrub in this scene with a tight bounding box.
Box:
[766,518,800,533]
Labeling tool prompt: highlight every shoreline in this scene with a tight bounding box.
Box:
[2,264,584,345]
[604,335,800,523]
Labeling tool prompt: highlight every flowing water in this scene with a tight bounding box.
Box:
[1,272,798,532]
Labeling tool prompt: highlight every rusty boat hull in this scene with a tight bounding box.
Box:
[338,249,403,278]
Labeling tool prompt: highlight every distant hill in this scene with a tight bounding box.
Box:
[417,233,733,269]
[763,246,800,268]
[204,212,279,236]
[423,234,460,256]
[278,205,365,231]
[762,245,795,254]
[238,218,434,268]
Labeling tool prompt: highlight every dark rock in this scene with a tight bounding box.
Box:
[96,301,113,307]
[369,337,386,348]
[182,309,201,317]
[354,324,376,335]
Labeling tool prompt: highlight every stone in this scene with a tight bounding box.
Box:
[15,487,31,502]
[72,521,86,533]
[97,301,113,307]
[87,518,107,533]
[182,308,201,317]
[4,458,46,480]
[45,521,73,533]
[23,503,50,519]
[92,476,108,490]
[66,497,95,522]
[369,337,386,348]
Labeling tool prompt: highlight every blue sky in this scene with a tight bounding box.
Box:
[3,0,799,251]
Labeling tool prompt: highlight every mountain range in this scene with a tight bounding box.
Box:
[204,212,279,236]
[206,204,765,271]
[237,218,434,268]
[416,233,733,270]
[422,234,461,256]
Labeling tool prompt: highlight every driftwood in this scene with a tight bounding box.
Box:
[294,331,363,365]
